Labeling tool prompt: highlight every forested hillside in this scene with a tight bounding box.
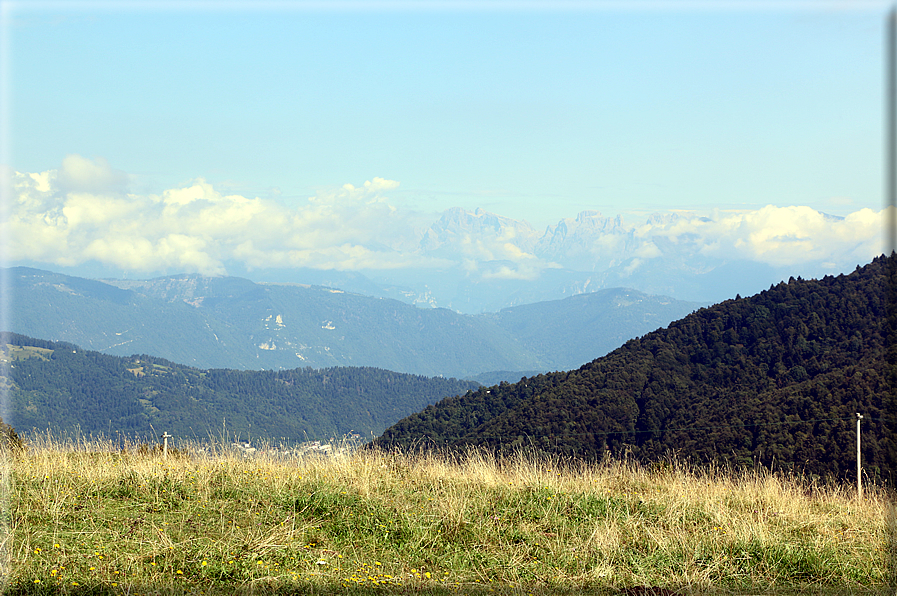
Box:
[0,334,479,441]
[375,255,895,481]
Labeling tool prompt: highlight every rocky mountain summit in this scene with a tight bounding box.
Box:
[367,206,838,313]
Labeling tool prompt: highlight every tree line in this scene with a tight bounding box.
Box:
[2,334,480,443]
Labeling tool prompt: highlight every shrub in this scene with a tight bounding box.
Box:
[0,416,25,453]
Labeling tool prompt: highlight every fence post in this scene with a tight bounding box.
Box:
[162,432,172,459]
[856,414,862,501]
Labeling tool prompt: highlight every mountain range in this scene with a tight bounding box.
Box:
[7,267,702,379]
[231,206,863,314]
[27,205,870,317]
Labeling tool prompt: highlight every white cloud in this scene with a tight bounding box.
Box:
[622,258,643,276]
[531,204,884,281]
[480,262,549,281]
[56,155,129,194]
[62,193,140,228]
[28,171,52,193]
[364,177,400,191]
[4,158,885,282]
[3,160,437,275]
[686,205,884,267]
[634,242,661,259]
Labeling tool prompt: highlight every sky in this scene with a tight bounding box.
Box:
[0,0,893,281]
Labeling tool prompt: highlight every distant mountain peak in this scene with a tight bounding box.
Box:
[645,212,681,226]
[574,210,603,222]
[420,207,539,254]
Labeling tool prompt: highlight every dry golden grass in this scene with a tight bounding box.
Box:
[1,435,892,595]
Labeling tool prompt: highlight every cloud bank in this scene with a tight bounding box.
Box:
[643,206,884,271]
[2,156,886,283]
[4,156,441,275]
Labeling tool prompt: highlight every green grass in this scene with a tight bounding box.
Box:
[1,436,892,595]
[2,346,52,362]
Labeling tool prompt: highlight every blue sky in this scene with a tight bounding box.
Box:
[0,1,892,284]
[4,2,888,228]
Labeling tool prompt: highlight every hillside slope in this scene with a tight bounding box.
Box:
[487,287,702,371]
[7,267,701,378]
[375,256,895,480]
[1,333,480,441]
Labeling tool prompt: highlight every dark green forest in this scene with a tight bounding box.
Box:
[0,334,480,443]
[374,255,896,482]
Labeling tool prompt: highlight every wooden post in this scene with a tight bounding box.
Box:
[162,432,172,458]
[856,414,862,500]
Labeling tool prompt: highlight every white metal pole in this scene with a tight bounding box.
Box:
[888,6,896,254]
[856,414,863,500]
[163,432,172,458]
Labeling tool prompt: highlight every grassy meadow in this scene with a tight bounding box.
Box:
[1,435,893,595]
